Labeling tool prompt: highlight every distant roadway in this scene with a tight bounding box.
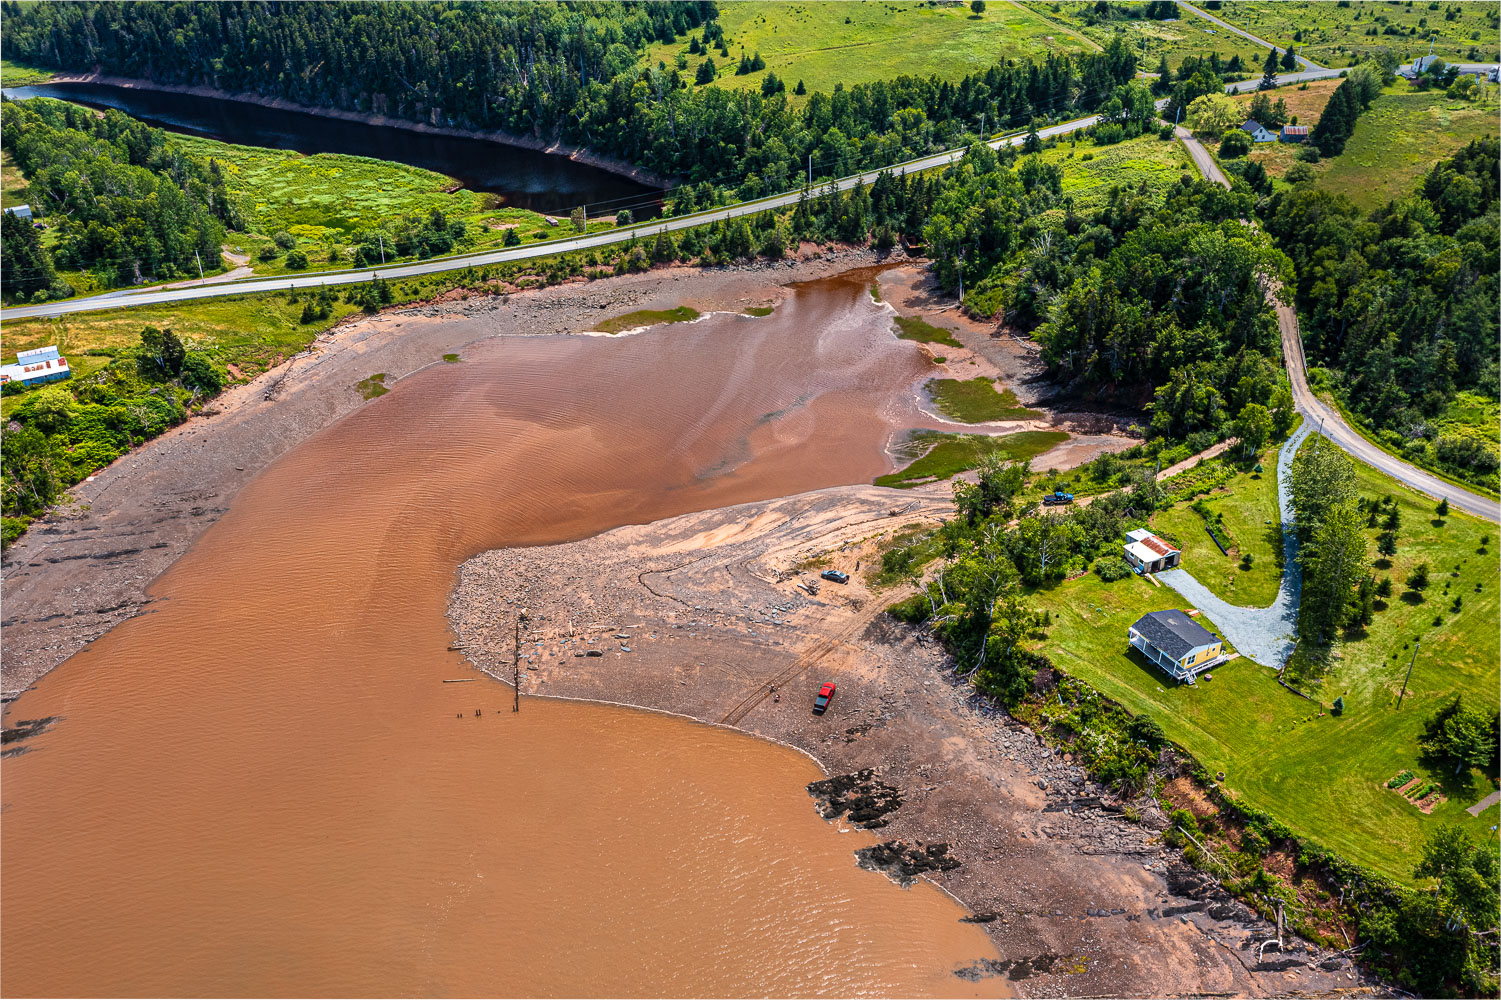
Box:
[1175,127,1501,523]
[4,57,1489,323]
[6,56,1498,522]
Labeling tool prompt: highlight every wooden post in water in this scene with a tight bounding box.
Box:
[512,616,522,713]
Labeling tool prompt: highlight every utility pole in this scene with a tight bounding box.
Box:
[808,152,813,186]
[378,233,386,264]
[194,250,204,280]
[1397,640,1420,708]
[957,246,966,302]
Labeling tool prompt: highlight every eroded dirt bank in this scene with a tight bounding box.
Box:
[448,487,1373,997]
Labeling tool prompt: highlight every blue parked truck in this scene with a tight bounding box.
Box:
[1041,490,1075,506]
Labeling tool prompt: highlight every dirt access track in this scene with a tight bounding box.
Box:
[448,487,1372,997]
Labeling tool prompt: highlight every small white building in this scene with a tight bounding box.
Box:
[3,204,34,221]
[1123,528,1181,574]
[1240,118,1277,143]
[1,345,72,388]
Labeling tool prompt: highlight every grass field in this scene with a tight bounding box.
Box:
[876,429,1070,488]
[0,294,359,378]
[643,1,1092,97]
[1227,78,1338,179]
[1,150,28,209]
[1149,442,1285,607]
[925,376,1041,423]
[169,133,575,257]
[1212,1,1500,68]
[1315,80,1500,211]
[1031,453,1499,881]
[0,58,54,87]
[1040,131,1194,210]
[1022,2,1260,71]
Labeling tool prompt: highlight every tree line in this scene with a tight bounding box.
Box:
[1265,136,1500,486]
[0,1,1142,192]
[1,97,241,296]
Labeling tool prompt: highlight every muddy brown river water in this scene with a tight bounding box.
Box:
[2,274,1007,997]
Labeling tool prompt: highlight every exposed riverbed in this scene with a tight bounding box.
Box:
[1,267,1012,997]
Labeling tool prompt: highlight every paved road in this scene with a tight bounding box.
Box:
[0,114,1108,323]
[1175,0,1323,71]
[1157,422,1312,667]
[1175,127,1500,523]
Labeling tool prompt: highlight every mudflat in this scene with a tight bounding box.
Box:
[447,484,1368,997]
[3,254,1016,997]
[2,253,1362,996]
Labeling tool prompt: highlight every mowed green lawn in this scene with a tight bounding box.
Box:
[1031,454,1499,881]
[646,1,1092,97]
[1150,443,1285,608]
[1316,82,1500,211]
[1213,1,1500,68]
[1021,2,1259,70]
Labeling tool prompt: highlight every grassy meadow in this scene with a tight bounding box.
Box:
[1213,1,1500,68]
[643,1,1092,97]
[1021,2,1261,70]
[1030,450,1499,881]
[0,58,54,87]
[1315,80,1500,211]
[1,150,28,209]
[168,134,600,275]
[1040,131,1194,209]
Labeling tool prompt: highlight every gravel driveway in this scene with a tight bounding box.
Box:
[1157,422,1313,668]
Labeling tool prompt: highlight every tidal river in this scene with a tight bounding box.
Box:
[1,272,1004,997]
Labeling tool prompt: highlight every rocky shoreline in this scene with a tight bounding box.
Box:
[445,485,1372,997]
[0,247,908,698]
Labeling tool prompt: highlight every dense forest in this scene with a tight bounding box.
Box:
[0,1,1142,189]
[1266,137,1500,487]
[1,98,240,296]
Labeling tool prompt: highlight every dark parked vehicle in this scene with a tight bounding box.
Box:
[813,682,836,715]
[1041,490,1075,506]
[820,569,849,584]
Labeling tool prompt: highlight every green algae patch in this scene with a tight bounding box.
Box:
[594,306,699,334]
[927,377,1041,423]
[356,373,389,399]
[892,315,961,349]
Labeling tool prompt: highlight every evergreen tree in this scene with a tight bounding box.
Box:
[1280,45,1298,70]
[0,210,58,299]
[1259,47,1279,90]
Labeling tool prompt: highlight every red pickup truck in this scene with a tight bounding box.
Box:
[813,682,836,715]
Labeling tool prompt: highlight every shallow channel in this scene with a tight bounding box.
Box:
[0,272,1005,997]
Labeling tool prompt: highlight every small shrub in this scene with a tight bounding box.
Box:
[1094,556,1134,581]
